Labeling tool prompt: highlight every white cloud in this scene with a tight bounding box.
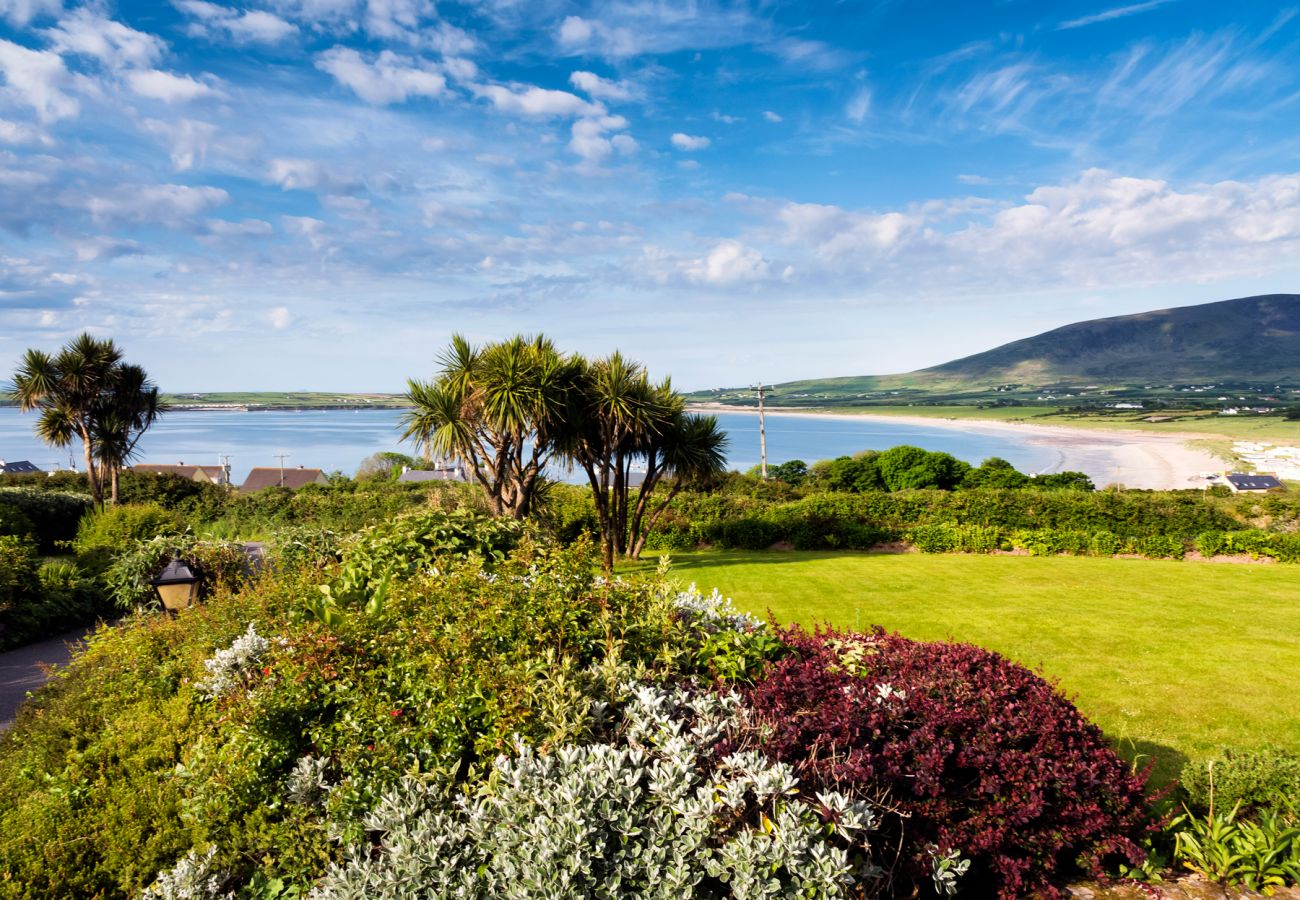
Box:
[425,21,476,56]
[763,110,782,123]
[267,306,292,328]
[204,217,274,237]
[0,38,79,121]
[569,113,635,163]
[0,0,60,26]
[126,68,218,102]
[73,236,142,261]
[178,2,298,44]
[43,9,166,69]
[767,37,854,72]
[553,6,758,60]
[268,157,325,190]
[845,87,871,122]
[765,168,1300,292]
[141,117,218,170]
[557,16,594,47]
[685,240,770,285]
[957,173,993,185]
[1058,0,1177,31]
[0,116,50,144]
[362,0,434,42]
[476,82,599,117]
[315,47,445,105]
[84,183,230,225]
[670,132,710,151]
[569,70,635,102]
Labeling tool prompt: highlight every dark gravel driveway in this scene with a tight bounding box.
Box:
[0,628,89,731]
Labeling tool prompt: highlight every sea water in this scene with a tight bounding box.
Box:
[0,407,1061,486]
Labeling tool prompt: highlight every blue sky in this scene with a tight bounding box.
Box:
[1,0,1298,391]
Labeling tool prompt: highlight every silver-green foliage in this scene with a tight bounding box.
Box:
[142,847,231,900]
[313,682,881,899]
[195,623,268,699]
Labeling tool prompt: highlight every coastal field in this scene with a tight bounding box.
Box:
[647,550,1300,784]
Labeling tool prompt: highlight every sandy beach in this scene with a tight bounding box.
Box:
[689,405,1226,491]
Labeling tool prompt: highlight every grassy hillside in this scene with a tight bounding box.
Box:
[925,293,1300,384]
[689,294,1300,407]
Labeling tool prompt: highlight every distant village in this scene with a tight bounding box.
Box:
[0,458,470,491]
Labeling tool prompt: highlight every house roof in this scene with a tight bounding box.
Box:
[241,467,328,492]
[397,467,468,483]
[1225,473,1285,491]
[131,464,228,483]
[0,459,42,474]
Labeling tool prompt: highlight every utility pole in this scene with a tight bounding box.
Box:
[275,453,289,487]
[754,383,768,481]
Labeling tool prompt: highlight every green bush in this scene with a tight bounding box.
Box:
[0,503,36,542]
[0,487,93,553]
[1195,530,1228,557]
[1168,802,1300,892]
[0,534,39,622]
[0,539,107,650]
[102,533,250,610]
[73,503,187,568]
[0,532,756,897]
[1180,750,1300,818]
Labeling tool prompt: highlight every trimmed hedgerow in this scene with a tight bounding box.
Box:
[731,625,1157,899]
[0,487,93,553]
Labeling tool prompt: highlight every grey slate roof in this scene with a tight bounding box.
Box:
[1224,473,1285,491]
[397,467,468,483]
[0,459,42,475]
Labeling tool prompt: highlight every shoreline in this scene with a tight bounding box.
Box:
[689,404,1229,491]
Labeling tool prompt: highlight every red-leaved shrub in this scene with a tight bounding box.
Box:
[731,626,1156,898]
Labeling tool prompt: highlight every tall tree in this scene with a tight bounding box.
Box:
[9,334,161,506]
[92,364,165,505]
[567,355,728,569]
[400,334,579,518]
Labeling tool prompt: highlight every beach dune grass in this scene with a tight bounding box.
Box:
[641,550,1300,785]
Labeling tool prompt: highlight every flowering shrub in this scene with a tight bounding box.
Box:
[732,625,1157,898]
[313,681,883,899]
[195,623,270,699]
[672,583,783,681]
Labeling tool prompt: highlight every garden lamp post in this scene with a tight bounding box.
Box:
[151,557,200,612]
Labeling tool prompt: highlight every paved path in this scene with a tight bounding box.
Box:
[0,627,89,731]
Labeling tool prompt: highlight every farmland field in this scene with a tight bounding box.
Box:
[644,550,1300,784]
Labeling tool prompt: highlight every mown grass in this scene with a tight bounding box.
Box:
[639,550,1300,784]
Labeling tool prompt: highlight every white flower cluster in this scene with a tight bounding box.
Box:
[673,583,767,635]
[142,847,231,900]
[312,682,881,899]
[194,624,269,700]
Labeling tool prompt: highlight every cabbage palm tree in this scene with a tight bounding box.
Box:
[10,334,126,506]
[92,363,164,505]
[400,334,580,518]
[625,410,728,559]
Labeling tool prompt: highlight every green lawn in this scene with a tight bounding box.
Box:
[647,550,1300,783]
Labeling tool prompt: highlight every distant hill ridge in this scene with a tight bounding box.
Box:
[693,295,1300,403]
[922,294,1300,385]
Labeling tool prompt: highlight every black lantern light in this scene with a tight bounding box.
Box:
[151,557,200,612]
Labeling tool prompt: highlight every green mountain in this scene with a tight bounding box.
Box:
[690,294,1300,405]
[923,294,1300,384]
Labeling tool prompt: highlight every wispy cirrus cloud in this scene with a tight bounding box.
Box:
[1059,0,1181,31]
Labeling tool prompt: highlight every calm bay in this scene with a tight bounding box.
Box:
[0,406,1064,485]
